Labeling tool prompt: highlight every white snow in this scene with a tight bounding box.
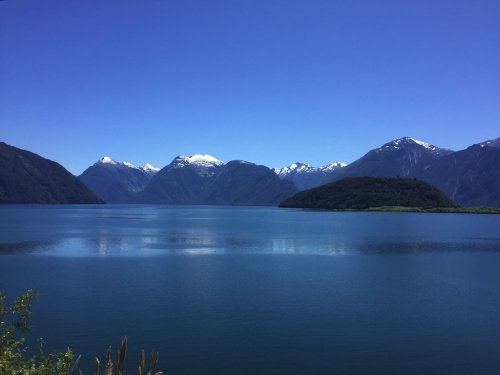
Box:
[100,156,117,164]
[319,162,347,171]
[98,157,159,174]
[142,163,160,172]
[273,161,346,177]
[169,154,224,177]
[408,138,433,150]
[186,154,224,166]
[174,154,224,167]
[122,161,138,169]
[383,137,439,152]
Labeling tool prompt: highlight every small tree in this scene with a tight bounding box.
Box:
[0,290,162,375]
[0,289,78,374]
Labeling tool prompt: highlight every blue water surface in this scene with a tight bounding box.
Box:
[1,205,500,374]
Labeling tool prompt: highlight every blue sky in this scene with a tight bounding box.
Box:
[1,0,499,174]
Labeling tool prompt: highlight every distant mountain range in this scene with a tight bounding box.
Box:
[0,142,102,204]
[272,162,346,190]
[1,136,499,206]
[79,154,297,206]
[79,157,160,203]
[272,136,500,207]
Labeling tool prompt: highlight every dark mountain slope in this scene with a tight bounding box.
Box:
[205,161,298,206]
[79,158,156,203]
[141,160,217,204]
[332,137,453,182]
[416,144,500,207]
[0,142,103,204]
[142,158,297,206]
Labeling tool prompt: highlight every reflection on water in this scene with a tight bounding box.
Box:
[0,240,56,254]
[2,206,500,374]
[0,205,500,256]
[5,235,500,257]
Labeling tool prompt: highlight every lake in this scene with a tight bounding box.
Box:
[1,205,500,374]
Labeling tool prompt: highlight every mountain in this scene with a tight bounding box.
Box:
[334,137,453,181]
[321,136,499,207]
[415,144,500,207]
[274,137,452,191]
[479,137,500,148]
[272,161,346,190]
[79,157,160,203]
[0,142,103,204]
[141,155,297,205]
[140,154,223,204]
[279,177,456,210]
[205,161,298,205]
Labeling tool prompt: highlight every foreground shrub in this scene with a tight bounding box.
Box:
[0,290,162,375]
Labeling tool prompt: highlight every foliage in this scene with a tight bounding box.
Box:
[0,290,162,375]
[279,177,458,210]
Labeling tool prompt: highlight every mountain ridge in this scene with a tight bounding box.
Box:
[0,142,103,204]
[2,136,499,207]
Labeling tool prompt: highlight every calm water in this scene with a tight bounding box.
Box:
[1,205,500,374]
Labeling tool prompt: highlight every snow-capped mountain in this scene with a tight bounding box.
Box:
[141,157,296,205]
[479,137,500,148]
[414,140,500,207]
[319,162,348,172]
[273,161,347,190]
[377,137,452,156]
[272,162,316,178]
[74,135,500,206]
[167,154,224,177]
[99,156,160,176]
[78,157,161,203]
[331,137,454,180]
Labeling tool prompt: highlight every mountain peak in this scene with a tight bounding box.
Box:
[172,154,224,167]
[381,137,447,153]
[320,162,347,171]
[273,161,346,177]
[187,154,224,166]
[479,137,500,148]
[169,154,224,177]
[142,163,160,173]
[100,156,117,164]
[122,161,138,169]
[96,157,159,176]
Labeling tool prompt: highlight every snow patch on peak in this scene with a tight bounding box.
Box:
[97,157,159,175]
[289,162,312,171]
[100,156,117,164]
[187,154,224,166]
[479,137,500,148]
[174,154,224,167]
[170,154,224,177]
[320,162,347,171]
[409,138,433,149]
[142,163,160,172]
[122,161,138,169]
[273,161,346,178]
[273,163,312,177]
[383,137,439,152]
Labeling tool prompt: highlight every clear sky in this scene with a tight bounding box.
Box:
[1,0,499,174]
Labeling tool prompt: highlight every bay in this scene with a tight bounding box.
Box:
[1,205,500,374]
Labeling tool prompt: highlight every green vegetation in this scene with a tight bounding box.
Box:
[363,206,500,214]
[0,290,162,374]
[279,177,457,210]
